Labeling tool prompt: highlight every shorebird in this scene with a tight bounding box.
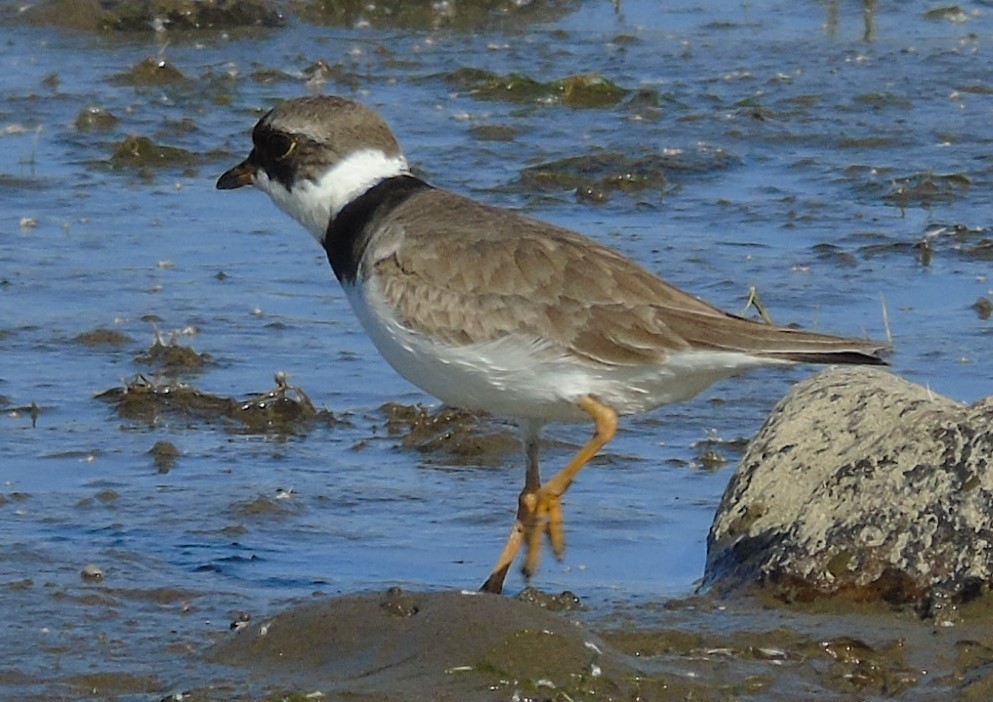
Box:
[217,95,889,593]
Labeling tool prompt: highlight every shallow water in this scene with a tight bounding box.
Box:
[1,0,992,698]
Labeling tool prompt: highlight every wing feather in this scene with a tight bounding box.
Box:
[364,189,888,367]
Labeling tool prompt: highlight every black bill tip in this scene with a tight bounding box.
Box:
[216,158,256,190]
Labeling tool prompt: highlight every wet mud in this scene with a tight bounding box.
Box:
[97,372,339,435]
[379,401,520,465]
[3,0,993,700]
[144,587,993,701]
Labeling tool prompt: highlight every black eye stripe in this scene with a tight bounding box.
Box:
[250,125,299,191]
[252,126,295,161]
[268,133,295,160]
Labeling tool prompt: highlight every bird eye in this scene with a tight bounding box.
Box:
[267,133,296,161]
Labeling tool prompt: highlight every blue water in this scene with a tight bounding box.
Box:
[1,0,992,697]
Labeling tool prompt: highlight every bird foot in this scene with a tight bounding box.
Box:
[522,486,566,579]
[478,483,566,594]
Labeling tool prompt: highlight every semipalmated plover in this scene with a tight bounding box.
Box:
[217,95,889,594]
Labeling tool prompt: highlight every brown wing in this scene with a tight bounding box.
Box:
[366,189,888,367]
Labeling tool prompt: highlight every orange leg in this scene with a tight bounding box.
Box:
[480,396,618,594]
[479,431,541,594]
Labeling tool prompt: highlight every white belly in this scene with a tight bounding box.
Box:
[342,280,785,423]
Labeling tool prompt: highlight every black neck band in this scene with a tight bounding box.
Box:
[324,175,432,283]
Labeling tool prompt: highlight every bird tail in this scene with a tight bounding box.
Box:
[727,320,891,366]
[667,305,892,366]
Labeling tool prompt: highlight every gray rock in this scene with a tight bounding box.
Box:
[705,367,993,617]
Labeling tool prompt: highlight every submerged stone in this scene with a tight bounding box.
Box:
[74,107,120,131]
[288,0,577,31]
[446,68,628,107]
[97,374,336,435]
[148,440,180,473]
[110,57,186,86]
[883,171,971,208]
[556,73,628,108]
[520,146,740,200]
[520,152,664,196]
[110,134,198,169]
[447,67,548,103]
[135,337,210,374]
[74,327,133,346]
[974,297,992,320]
[379,402,518,465]
[19,0,283,32]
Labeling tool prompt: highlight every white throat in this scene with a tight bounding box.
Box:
[255,148,409,243]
